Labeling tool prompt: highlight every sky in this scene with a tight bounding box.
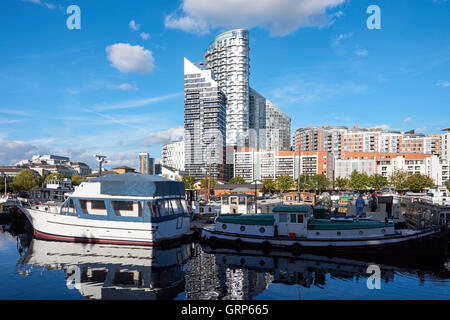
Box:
[0,0,449,170]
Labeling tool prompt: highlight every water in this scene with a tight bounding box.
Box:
[0,220,449,300]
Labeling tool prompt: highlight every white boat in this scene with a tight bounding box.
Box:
[22,173,191,246]
[202,204,446,254]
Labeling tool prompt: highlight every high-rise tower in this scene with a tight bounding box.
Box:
[204,29,250,147]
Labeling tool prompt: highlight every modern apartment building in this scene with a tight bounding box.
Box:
[204,29,250,147]
[184,58,227,180]
[248,88,291,151]
[294,126,443,159]
[233,148,333,183]
[138,152,154,175]
[440,128,450,162]
[161,141,185,171]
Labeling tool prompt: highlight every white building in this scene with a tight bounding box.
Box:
[161,141,185,171]
[441,128,450,162]
[204,29,250,147]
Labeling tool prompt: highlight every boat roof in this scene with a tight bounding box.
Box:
[272,204,313,213]
[84,173,185,197]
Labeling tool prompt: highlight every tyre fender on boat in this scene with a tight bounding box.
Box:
[261,241,272,254]
[290,242,302,256]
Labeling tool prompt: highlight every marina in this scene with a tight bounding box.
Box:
[0,218,448,300]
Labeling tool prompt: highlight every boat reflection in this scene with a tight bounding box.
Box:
[17,239,191,300]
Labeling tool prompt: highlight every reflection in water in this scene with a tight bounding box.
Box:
[5,219,450,300]
[17,239,191,300]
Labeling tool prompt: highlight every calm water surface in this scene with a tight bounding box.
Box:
[0,220,449,300]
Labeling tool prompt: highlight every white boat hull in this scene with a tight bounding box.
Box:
[202,225,443,250]
[23,207,191,246]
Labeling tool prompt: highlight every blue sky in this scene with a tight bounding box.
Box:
[0,0,449,169]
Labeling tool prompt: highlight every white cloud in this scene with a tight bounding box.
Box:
[21,0,56,9]
[370,124,390,131]
[355,48,368,57]
[0,139,50,165]
[129,20,140,31]
[106,43,155,74]
[436,80,450,87]
[144,126,184,145]
[107,83,138,91]
[404,117,412,123]
[165,0,346,36]
[140,32,150,40]
[86,92,182,112]
[331,32,353,46]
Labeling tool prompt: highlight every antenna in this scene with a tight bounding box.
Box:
[94,155,107,176]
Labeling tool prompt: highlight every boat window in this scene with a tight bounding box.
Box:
[279,213,287,223]
[156,200,169,216]
[112,201,142,217]
[290,214,297,223]
[230,197,237,204]
[180,200,188,213]
[79,200,88,214]
[91,200,106,210]
[297,214,303,223]
[170,199,183,214]
[148,201,160,218]
[62,198,76,214]
[239,197,246,204]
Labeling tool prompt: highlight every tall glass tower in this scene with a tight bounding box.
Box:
[184,58,227,180]
[204,29,250,147]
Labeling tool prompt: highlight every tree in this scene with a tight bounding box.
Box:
[11,170,38,192]
[263,178,276,193]
[200,177,217,189]
[229,176,246,184]
[297,174,312,191]
[348,170,369,191]
[389,170,410,191]
[181,175,196,189]
[276,175,294,193]
[406,173,434,192]
[309,174,329,193]
[334,177,349,190]
[368,174,388,190]
[71,175,85,186]
[44,172,65,182]
[445,180,450,191]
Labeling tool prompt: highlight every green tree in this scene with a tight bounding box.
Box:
[334,177,349,190]
[228,176,246,184]
[348,170,369,191]
[44,172,65,183]
[389,170,410,191]
[445,180,450,191]
[296,174,312,191]
[406,173,434,192]
[368,174,388,190]
[200,177,217,189]
[11,169,38,192]
[181,175,196,189]
[71,175,85,186]
[263,178,276,193]
[309,174,329,193]
[276,175,294,193]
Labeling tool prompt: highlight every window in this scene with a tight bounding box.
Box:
[279,213,287,223]
[113,201,142,217]
[170,199,183,214]
[148,202,159,218]
[290,214,296,223]
[297,214,303,223]
[156,200,169,216]
[79,200,88,213]
[230,197,237,204]
[91,200,106,210]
